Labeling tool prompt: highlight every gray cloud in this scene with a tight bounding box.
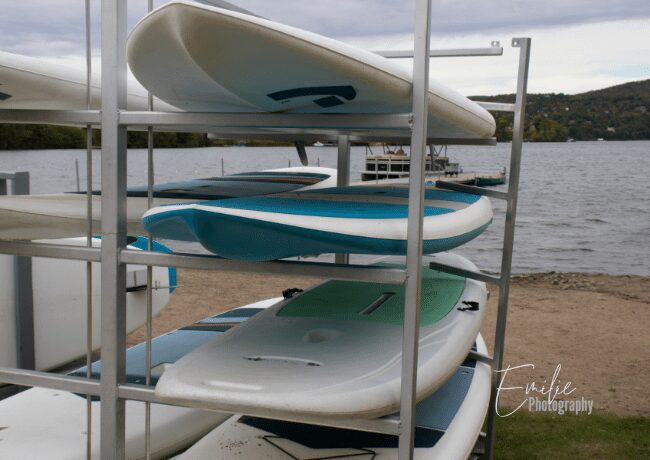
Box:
[0,0,154,56]
[0,2,87,55]
[234,0,650,36]
[0,0,648,56]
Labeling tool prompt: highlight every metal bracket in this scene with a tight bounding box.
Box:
[375,41,504,58]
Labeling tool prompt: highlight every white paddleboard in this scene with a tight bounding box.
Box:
[0,167,336,241]
[0,298,279,460]
[127,1,496,139]
[0,50,177,111]
[156,252,487,419]
[0,237,172,371]
[179,334,491,460]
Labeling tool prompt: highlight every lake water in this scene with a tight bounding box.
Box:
[1,140,648,275]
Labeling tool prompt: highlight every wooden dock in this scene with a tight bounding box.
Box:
[357,169,506,187]
[436,170,506,186]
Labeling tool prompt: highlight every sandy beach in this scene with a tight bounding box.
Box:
[127,269,650,416]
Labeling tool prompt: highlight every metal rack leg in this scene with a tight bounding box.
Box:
[99,1,128,458]
[335,135,351,265]
[398,0,433,458]
[84,1,94,458]
[144,0,155,453]
[12,173,34,372]
[484,37,531,460]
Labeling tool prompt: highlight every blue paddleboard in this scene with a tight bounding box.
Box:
[142,185,493,261]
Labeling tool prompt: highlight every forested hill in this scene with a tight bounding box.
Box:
[0,79,648,149]
[473,79,650,142]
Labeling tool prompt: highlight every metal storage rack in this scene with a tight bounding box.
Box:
[0,1,530,459]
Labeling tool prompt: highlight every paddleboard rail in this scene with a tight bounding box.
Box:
[119,382,402,436]
[120,248,407,284]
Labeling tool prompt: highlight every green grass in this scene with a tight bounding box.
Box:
[493,411,650,459]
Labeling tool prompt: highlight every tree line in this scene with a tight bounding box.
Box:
[476,79,650,142]
[1,79,648,149]
[0,126,295,150]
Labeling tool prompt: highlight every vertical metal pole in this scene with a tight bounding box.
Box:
[484,37,530,460]
[144,132,154,460]
[12,173,34,372]
[335,135,351,264]
[76,159,81,192]
[398,0,432,458]
[84,1,94,458]
[144,3,155,459]
[100,1,128,458]
[375,158,379,184]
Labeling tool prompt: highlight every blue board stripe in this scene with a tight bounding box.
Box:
[239,416,444,449]
[69,307,265,390]
[230,172,330,179]
[200,197,454,219]
[314,95,344,107]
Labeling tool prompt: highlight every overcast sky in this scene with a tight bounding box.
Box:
[0,0,648,95]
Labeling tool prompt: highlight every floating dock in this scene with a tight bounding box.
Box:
[360,151,506,186]
[360,170,507,187]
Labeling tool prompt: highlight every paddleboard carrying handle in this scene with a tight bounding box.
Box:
[282,287,304,299]
[457,300,480,311]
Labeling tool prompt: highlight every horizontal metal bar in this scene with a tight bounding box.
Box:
[467,351,494,366]
[119,384,401,435]
[0,109,102,125]
[376,46,503,58]
[429,261,502,285]
[204,130,495,145]
[0,240,102,261]
[117,383,160,403]
[120,249,407,284]
[475,101,516,112]
[205,130,496,145]
[119,111,412,130]
[0,367,101,396]
[436,180,510,200]
[0,109,496,145]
